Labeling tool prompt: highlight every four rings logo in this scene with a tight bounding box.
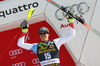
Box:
[9,48,23,56]
[32,58,40,64]
[12,62,26,66]
[55,2,90,21]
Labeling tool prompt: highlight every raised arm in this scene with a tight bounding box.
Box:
[17,20,38,51]
[54,16,75,49]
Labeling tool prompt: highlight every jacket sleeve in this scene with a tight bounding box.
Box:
[17,32,38,50]
[53,22,75,50]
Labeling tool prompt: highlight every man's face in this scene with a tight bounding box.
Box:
[39,32,49,42]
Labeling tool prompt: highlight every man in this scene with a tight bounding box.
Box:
[17,16,75,66]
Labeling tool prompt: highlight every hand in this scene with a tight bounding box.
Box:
[20,20,29,33]
[66,15,74,23]
[20,20,29,29]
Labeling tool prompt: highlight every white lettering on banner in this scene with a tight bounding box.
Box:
[11,56,16,59]
[31,52,35,54]
[12,61,26,66]
[32,58,40,64]
[40,58,60,66]
[9,48,23,56]
[60,24,69,28]
[25,33,30,43]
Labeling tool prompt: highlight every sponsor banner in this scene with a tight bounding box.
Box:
[9,48,23,56]
[40,58,60,66]
[0,20,76,66]
[0,0,47,25]
[0,0,76,66]
[32,58,40,64]
[0,21,58,66]
[12,61,26,66]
